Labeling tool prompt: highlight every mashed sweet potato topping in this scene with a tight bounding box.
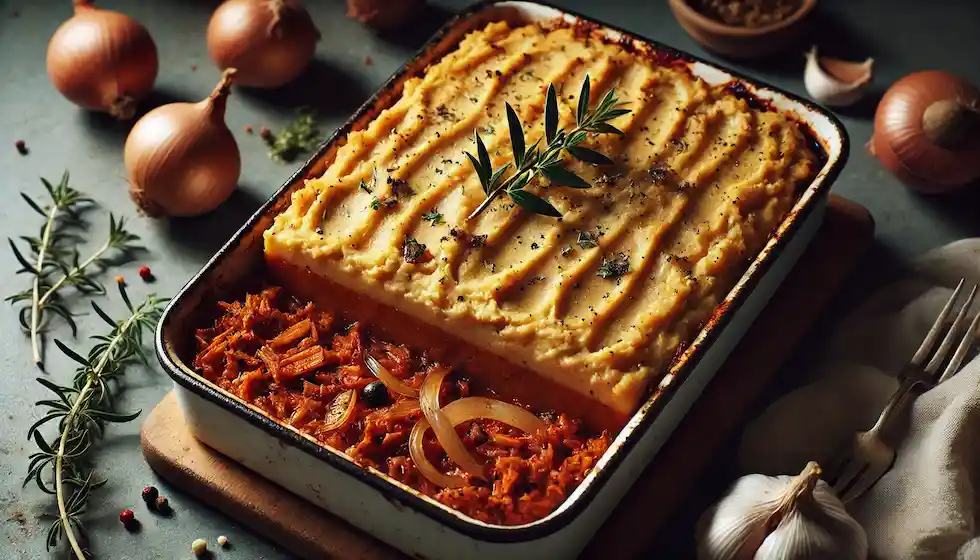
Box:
[263,21,818,416]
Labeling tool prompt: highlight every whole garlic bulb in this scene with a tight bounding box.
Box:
[696,462,867,560]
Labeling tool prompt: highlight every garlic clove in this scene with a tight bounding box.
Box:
[696,474,784,560]
[804,46,874,108]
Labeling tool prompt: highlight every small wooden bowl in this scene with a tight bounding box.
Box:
[668,0,817,59]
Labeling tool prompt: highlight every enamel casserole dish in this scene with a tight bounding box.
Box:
[155,2,849,558]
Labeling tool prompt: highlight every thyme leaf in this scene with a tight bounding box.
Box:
[370,196,397,211]
[577,231,599,249]
[597,252,630,279]
[422,210,444,225]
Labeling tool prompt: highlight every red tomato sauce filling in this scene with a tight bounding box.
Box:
[193,287,610,525]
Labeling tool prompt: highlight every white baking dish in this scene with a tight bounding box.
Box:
[155,2,849,558]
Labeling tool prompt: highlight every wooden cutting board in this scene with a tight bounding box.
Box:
[141,195,874,560]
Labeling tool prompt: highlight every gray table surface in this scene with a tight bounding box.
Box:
[1,0,978,558]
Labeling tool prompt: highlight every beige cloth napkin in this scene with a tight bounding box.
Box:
[738,239,980,560]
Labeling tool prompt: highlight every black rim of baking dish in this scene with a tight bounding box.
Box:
[155,0,850,545]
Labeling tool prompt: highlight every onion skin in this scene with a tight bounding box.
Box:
[124,70,241,218]
[46,0,158,119]
[871,70,980,193]
[207,0,320,89]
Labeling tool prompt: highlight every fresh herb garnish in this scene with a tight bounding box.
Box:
[422,210,444,225]
[6,173,141,369]
[597,252,630,279]
[403,237,428,263]
[464,75,630,220]
[360,167,379,194]
[26,285,166,558]
[648,164,693,191]
[388,177,414,198]
[370,196,397,211]
[264,108,323,162]
[577,231,599,249]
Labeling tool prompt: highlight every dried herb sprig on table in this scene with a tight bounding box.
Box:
[25,285,166,559]
[465,75,630,220]
[263,108,324,162]
[6,173,142,369]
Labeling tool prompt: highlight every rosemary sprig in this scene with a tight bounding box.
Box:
[6,173,91,368]
[25,285,166,559]
[465,75,630,220]
[7,176,141,369]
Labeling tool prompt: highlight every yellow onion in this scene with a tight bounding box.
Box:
[207,0,320,89]
[364,354,419,398]
[871,71,980,193]
[408,369,548,488]
[124,69,241,218]
[46,0,158,119]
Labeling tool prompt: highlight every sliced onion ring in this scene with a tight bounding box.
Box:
[364,354,419,398]
[440,397,547,436]
[419,367,486,478]
[409,375,549,488]
[409,419,468,489]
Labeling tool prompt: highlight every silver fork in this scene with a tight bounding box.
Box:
[825,279,980,503]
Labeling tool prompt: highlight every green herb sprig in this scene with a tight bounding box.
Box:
[265,108,324,162]
[25,286,166,558]
[465,75,630,220]
[6,173,141,369]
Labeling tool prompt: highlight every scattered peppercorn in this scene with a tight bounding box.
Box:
[191,538,208,556]
[119,509,135,526]
[142,485,159,505]
[259,126,272,140]
[191,64,198,71]
[217,535,229,547]
[362,381,389,407]
[138,265,153,282]
[155,496,171,514]
[244,125,254,134]
[363,54,373,66]
[15,140,27,155]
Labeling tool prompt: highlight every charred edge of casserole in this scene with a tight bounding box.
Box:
[723,81,829,172]
[546,15,690,69]
[191,286,612,526]
[530,17,831,172]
